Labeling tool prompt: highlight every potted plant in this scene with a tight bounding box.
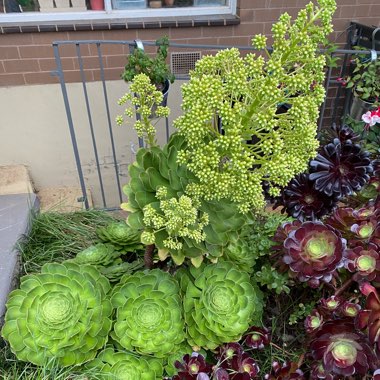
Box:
[345,53,380,120]
[122,36,175,110]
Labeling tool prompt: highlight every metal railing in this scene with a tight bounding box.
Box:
[51,37,380,210]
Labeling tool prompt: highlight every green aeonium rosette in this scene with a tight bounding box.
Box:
[110,268,185,357]
[181,261,263,350]
[68,243,121,267]
[1,262,112,367]
[97,221,143,252]
[86,347,163,380]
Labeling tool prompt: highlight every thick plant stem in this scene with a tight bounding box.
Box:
[335,277,354,297]
[144,244,155,269]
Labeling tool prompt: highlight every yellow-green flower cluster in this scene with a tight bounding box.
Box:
[116,73,170,147]
[174,0,336,213]
[142,187,209,251]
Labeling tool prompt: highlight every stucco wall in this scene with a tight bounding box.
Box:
[0,80,183,207]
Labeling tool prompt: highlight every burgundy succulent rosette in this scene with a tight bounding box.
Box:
[282,221,345,288]
[173,353,212,380]
[309,319,377,377]
[344,244,380,283]
[244,326,270,350]
[216,343,260,379]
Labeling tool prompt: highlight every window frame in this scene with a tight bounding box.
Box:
[0,0,236,25]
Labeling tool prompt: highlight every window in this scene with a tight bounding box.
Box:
[0,0,236,24]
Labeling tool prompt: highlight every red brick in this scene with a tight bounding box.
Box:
[239,9,254,23]
[39,57,74,71]
[103,30,138,40]
[0,46,20,60]
[355,6,372,17]
[92,67,124,81]
[31,32,69,45]
[24,72,58,85]
[234,23,264,37]
[370,5,380,16]
[0,73,26,86]
[71,56,102,70]
[254,9,283,22]
[202,26,235,38]
[218,36,250,46]
[105,55,126,68]
[267,0,285,9]
[63,69,93,83]
[4,59,40,74]
[19,45,54,59]
[89,43,125,57]
[239,0,266,9]
[168,27,201,40]
[0,33,33,47]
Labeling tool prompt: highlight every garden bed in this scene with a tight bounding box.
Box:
[1,0,380,379]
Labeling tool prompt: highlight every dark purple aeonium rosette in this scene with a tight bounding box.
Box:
[322,123,361,144]
[344,244,380,283]
[274,173,338,221]
[173,353,212,380]
[216,343,260,380]
[309,138,373,198]
[244,326,270,350]
[305,309,324,334]
[310,319,377,377]
[282,221,345,288]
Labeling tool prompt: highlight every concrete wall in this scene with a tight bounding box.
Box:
[0,80,183,207]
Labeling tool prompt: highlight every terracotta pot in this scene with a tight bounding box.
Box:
[164,0,174,5]
[90,0,104,10]
[150,0,162,7]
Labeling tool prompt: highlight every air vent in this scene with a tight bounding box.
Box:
[170,51,201,75]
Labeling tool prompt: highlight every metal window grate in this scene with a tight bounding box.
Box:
[170,51,201,75]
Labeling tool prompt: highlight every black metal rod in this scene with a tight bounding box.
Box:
[96,43,124,204]
[76,43,107,208]
[53,43,89,210]
[318,53,334,131]
[52,40,380,55]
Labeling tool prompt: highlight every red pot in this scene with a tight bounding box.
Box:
[90,0,104,10]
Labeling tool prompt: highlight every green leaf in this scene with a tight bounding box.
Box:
[146,167,170,190]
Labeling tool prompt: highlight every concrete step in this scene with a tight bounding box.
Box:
[0,194,39,322]
[37,187,93,212]
[0,165,38,322]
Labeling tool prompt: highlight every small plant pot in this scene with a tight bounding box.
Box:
[90,0,104,9]
[150,0,162,7]
[349,95,375,121]
[150,79,170,118]
[164,0,174,5]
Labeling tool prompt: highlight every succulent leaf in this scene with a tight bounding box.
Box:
[111,269,185,357]
[1,262,112,367]
[181,261,263,349]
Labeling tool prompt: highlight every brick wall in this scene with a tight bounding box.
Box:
[0,0,380,87]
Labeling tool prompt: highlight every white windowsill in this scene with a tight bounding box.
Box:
[0,2,236,25]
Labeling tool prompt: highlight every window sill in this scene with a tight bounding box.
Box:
[0,13,239,33]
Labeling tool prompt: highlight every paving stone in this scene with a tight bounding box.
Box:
[0,193,39,322]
